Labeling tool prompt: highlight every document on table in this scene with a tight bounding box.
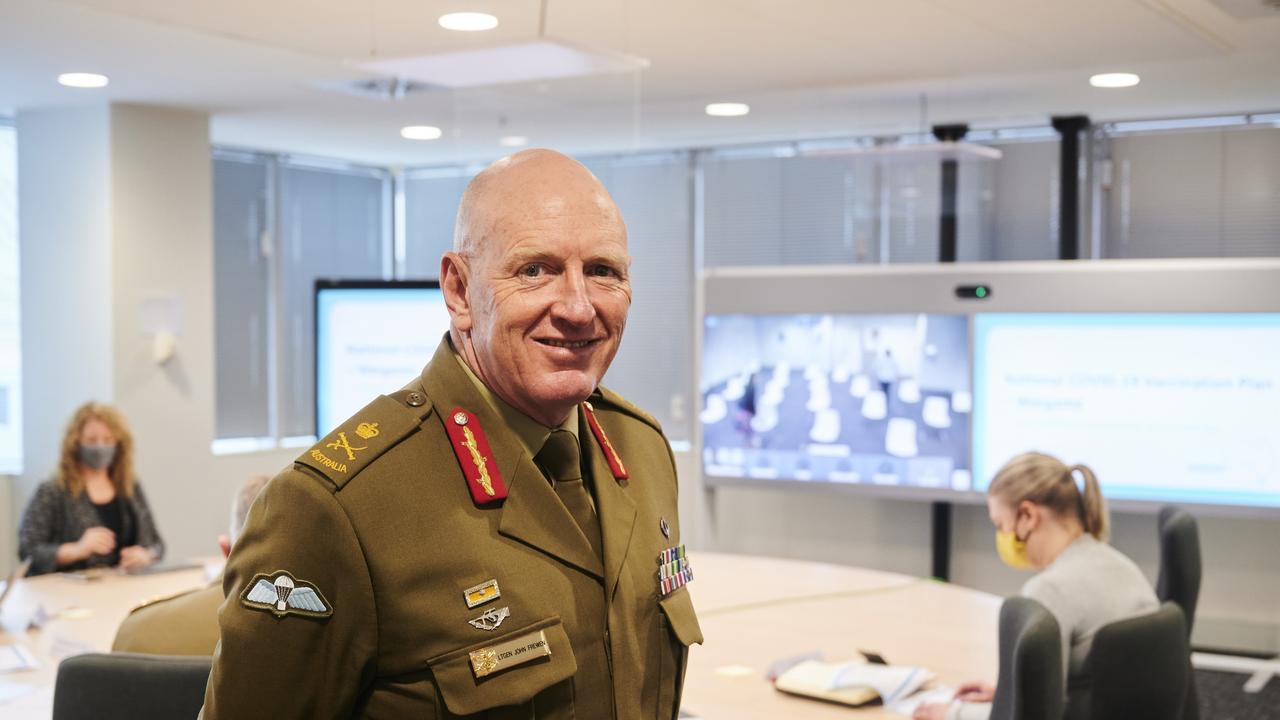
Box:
[0,644,38,673]
[774,659,935,707]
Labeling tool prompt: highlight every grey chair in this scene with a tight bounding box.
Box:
[1087,602,1189,720]
[990,597,1064,720]
[1157,505,1202,720]
[52,652,211,720]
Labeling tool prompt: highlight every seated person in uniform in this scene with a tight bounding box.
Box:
[18,402,164,575]
[111,474,271,656]
[914,452,1159,720]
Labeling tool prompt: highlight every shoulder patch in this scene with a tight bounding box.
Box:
[591,386,664,435]
[240,571,332,619]
[297,389,434,488]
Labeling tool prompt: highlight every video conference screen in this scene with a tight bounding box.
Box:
[974,313,1280,508]
[702,314,972,490]
[314,282,451,437]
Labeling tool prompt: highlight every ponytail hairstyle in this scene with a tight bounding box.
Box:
[988,451,1110,542]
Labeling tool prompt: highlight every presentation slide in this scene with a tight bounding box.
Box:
[702,313,972,490]
[315,286,451,437]
[974,314,1280,508]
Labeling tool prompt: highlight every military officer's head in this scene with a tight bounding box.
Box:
[441,149,632,427]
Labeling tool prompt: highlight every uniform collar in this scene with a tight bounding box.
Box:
[450,342,579,459]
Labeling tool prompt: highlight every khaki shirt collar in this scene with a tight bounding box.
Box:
[450,344,579,460]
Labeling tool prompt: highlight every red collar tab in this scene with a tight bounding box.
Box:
[444,407,508,506]
[583,401,629,482]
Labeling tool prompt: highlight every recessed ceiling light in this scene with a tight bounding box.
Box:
[439,12,499,32]
[706,102,750,117]
[58,72,109,88]
[401,125,442,140]
[1090,73,1140,89]
[499,135,528,147]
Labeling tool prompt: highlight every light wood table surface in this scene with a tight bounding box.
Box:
[0,553,998,719]
[0,563,210,717]
[683,553,1001,719]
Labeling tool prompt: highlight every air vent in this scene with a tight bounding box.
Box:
[313,76,439,101]
[1208,0,1280,18]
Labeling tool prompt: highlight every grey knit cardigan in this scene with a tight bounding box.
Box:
[17,479,165,576]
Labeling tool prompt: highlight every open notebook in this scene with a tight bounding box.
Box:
[774,659,934,707]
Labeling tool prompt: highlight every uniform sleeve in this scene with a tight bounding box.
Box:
[17,481,68,576]
[129,481,166,561]
[200,469,378,719]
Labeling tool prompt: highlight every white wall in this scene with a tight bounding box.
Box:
[8,104,301,576]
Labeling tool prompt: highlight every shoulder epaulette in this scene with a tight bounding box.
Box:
[296,382,435,489]
[591,385,664,436]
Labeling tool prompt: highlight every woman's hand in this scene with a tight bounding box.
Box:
[955,681,996,703]
[76,526,116,559]
[119,545,156,571]
[912,702,950,720]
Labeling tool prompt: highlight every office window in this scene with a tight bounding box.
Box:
[701,148,998,267]
[213,152,391,446]
[0,122,21,473]
[987,140,1059,261]
[1104,125,1280,258]
[583,153,693,442]
[402,168,472,279]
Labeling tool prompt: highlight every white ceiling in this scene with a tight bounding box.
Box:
[1,0,1278,166]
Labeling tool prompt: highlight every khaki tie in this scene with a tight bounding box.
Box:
[537,429,603,561]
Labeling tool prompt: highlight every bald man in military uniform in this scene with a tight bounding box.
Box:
[201,149,702,719]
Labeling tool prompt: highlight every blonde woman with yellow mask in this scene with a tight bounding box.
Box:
[914,452,1158,720]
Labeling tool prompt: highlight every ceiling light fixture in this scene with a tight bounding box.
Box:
[439,12,499,32]
[58,72,109,88]
[1089,72,1140,89]
[401,125,443,140]
[706,102,750,117]
[499,135,529,147]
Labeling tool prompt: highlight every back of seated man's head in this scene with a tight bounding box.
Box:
[219,475,272,557]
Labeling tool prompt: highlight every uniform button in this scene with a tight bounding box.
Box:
[406,391,425,407]
[453,411,469,426]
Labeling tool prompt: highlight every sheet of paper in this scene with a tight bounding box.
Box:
[0,644,38,673]
[886,686,957,715]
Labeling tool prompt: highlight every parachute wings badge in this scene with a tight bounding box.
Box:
[240,571,333,619]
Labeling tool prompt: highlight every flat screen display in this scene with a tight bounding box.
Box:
[974,313,1280,508]
[702,313,972,490]
[315,282,451,437]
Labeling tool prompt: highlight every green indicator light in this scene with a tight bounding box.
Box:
[975,286,987,298]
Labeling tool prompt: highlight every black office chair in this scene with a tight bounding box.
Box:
[52,652,211,720]
[989,597,1064,720]
[1087,602,1189,720]
[1157,505,1202,720]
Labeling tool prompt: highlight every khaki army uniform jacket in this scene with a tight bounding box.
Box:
[202,339,703,719]
[112,581,222,656]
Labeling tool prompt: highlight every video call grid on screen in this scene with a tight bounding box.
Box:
[700,260,1280,513]
[314,281,450,438]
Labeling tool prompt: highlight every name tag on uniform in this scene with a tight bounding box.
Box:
[469,630,552,679]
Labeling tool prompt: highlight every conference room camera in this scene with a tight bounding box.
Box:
[955,284,992,300]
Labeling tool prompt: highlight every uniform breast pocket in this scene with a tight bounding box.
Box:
[427,616,578,719]
[656,587,704,720]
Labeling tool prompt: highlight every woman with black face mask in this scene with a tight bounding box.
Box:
[17,402,165,575]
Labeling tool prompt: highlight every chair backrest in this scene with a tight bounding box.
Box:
[53,652,211,720]
[990,597,1065,720]
[1087,602,1189,720]
[1156,506,1202,637]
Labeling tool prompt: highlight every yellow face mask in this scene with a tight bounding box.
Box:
[995,529,1034,570]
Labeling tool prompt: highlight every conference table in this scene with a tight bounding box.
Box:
[0,562,213,716]
[0,553,1000,719]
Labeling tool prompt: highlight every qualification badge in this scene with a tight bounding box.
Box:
[657,544,693,597]
[240,571,333,619]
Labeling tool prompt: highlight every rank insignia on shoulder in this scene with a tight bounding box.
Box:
[444,407,508,506]
[240,571,333,619]
[468,606,511,631]
[582,401,628,482]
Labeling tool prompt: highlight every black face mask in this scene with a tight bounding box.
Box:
[76,443,117,470]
